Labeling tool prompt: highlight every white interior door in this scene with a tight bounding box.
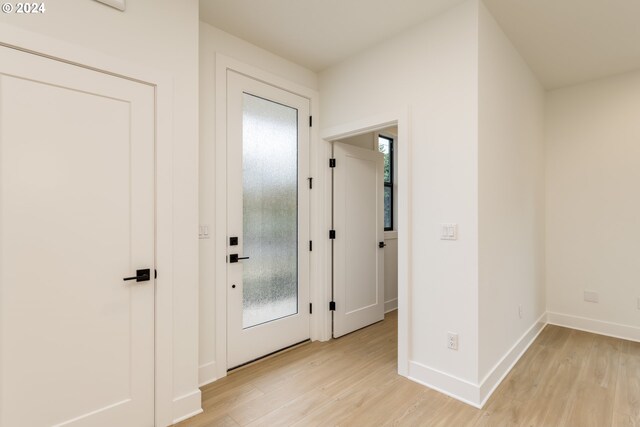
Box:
[332,142,384,338]
[0,46,155,427]
[226,71,310,368]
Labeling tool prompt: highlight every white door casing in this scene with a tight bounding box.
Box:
[226,70,311,368]
[332,142,385,338]
[0,45,155,427]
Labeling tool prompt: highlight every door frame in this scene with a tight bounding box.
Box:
[0,25,176,426]
[321,110,411,376]
[214,55,323,380]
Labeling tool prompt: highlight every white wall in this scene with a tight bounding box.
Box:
[1,0,200,421]
[546,69,640,338]
[477,2,546,384]
[199,22,319,385]
[321,0,481,388]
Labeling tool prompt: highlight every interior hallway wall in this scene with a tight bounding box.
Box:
[478,1,546,383]
[1,0,200,421]
[546,69,640,339]
[320,0,481,386]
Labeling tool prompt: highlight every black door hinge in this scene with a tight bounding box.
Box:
[308,177,313,189]
[309,116,313,127]
[329,301,336,311]
[329,158,336,168]
[329,230,336,239]
[155,269,158,279]
[309,240,313,251]
[310,303,313,314]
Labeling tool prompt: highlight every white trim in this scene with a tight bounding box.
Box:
[198,361,218,387]
[384,230,398,240]
[408,312,547,408]
[214,54,322,379]
[321,112,400,141]
[321,107,411,376]
[172,410,203,426]
[385,300,398,313]
[547,312,640,342]
[478,312,547,406]
[408,313,638,409]
[0,24,176,427]
[408,361,482,408]
[94,0,126,11]
[154,64,176,427]
[172,390,203,425]
[214,54,228,381]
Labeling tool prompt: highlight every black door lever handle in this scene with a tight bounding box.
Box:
[123,268,151,282]
[378,241,386,248]
[229,254,250,263]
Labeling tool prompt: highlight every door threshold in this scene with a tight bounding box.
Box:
[228,339,311,373]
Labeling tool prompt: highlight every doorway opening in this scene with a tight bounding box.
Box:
[331,126,399,338]
[323,114,409,378]
[337,127,399,313]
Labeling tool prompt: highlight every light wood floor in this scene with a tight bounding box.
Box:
[176,312,640,426]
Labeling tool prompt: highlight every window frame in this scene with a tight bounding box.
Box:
[378,134,394,231]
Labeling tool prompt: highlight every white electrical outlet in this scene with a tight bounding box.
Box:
[440,223,458,240]
[447,332,458,350]
[584,290,599,303]
[518,305,523,319]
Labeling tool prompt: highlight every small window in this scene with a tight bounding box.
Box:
[378,135,393,231]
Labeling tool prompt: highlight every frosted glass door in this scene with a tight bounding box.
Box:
[227,70,310,369]
[242,93,298,328]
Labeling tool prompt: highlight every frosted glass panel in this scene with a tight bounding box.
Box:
[242,93,298,329]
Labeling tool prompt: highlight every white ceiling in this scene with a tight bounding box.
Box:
[200,0,640,89]
[199,0,465,71]
[483,0,640,89]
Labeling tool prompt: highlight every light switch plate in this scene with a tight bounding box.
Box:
[199,225,210,240]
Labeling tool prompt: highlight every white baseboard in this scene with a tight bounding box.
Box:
[408,313,547,409]
[172,389,202,425]
[408,361,482,408]
[478,312,547,406]
[547,312,640,342]
[385,299,398,313]
[198,360,218,387]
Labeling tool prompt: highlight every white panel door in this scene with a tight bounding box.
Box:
[226,71,310,369]
[0,46,155,427]
[332,142,384,338]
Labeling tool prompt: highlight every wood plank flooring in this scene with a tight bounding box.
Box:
[176,312,640,426]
